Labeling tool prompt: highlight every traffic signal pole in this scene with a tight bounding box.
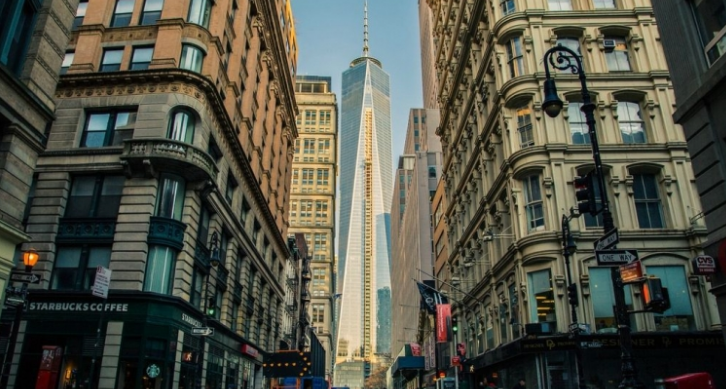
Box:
[562,214,586,389]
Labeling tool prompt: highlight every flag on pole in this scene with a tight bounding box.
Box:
[416,280,448,314]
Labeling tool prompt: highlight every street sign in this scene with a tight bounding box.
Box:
[91,266,112,299]
[191,327,214,336]
[596,249,639,266]
[451,356,460,366]
[594,228,619,251]
[620,260,644,283]
[10,272,41,284]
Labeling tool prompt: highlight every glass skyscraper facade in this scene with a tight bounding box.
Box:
[335,51,393,371]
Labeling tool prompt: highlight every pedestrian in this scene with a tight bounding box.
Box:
[512,378,526,389]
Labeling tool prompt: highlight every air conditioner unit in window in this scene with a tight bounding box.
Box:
[603,39,617,52]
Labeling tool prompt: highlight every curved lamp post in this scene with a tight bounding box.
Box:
[542,46,643,389]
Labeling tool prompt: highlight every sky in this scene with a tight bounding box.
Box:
[290,0,424,160]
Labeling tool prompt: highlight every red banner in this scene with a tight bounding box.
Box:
[436,304,451,343]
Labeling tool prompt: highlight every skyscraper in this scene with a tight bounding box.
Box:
[335,1,393,386]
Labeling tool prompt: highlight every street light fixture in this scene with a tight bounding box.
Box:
[0,248,39,389]
[542,45,641,389]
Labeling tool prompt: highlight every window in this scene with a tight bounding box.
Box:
[61,52,74,75]
[592,0,615,8]
[516,106,533,148]
[312,303,325,323]
[65,175,125,218]
[155,174,186,220]
[549,0,572,10]
[140,0,163,25]
[528,270,556,331]
[302,169,314,185]
[317,139,331,154]
[111,0,134,27]
[646,266,695,331]
[144,245,177,294]
[100,48,124,72]
[316,169,329,186]
[315,200,328,219]
[523,175,544,230]
[168,109,195,143]
[320,110,332,126]
[303,139,315,154]
[191,267,205,309]
[130,46,153,70]
[73,0,88,29]
[312,268,326,288]
[428,167,436,178]
[82,110,136,147]
[605,37,631,71]
[180,44,204,72]
[590,267,636,332]
[568,102,590,144]
[230,302,239,332]
[691,0,726,64]
[617,101,646,144]
[51,246,111,291]
[505,37,524,77]
[226,172,238,204]
[633,173,664,228]
[188,0,212,28]
[305,110,317,126]
[500,0,516,15]
[0,0,43,74]
[555,38,581,73]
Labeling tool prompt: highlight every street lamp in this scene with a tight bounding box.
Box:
[542,45,642,389]
[0,248,39,388]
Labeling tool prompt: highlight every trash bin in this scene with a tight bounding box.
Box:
[663,372,715,389]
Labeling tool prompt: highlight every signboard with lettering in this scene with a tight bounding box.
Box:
[691,255,717,275]
[92,266,112,299]
[620,260,643,283]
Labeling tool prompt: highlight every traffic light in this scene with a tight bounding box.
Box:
[207,297,216,316]
[451,316,458,333]
[567,283,578,306]
[642,277,671,314]
[574,172,598,216]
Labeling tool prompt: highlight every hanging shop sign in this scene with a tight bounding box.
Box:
[691,255,717,275]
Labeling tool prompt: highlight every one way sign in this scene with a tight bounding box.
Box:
[596,249,639,266]
[10,272,41,284]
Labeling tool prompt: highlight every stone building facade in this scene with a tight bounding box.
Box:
[420,0,723,388]
[0,0,300,388]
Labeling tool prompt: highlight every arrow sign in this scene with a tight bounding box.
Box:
[594,228,619,251]
[10,272,41,284]
[191,327,214,336]
[596,249,639,266]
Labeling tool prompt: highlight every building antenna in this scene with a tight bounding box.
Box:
[363,0,369,57]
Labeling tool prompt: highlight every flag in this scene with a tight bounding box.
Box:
[436,303,451,343]
[416,280,448,314]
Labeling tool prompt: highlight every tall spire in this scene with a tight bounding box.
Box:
[363,1,369,57]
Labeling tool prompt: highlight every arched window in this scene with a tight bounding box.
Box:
[168,109,195,143]
[180,44,204,72]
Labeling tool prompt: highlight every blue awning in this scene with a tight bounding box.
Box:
[391,356,425,376]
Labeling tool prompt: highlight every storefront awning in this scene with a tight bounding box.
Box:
[391,356,425,377]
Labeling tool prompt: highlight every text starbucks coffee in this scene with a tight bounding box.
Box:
[28,302,129,312]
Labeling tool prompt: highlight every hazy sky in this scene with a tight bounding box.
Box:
[291,0,424,161]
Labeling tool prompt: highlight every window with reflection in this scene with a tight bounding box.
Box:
[592,0,615,8]
[528,269,557,331]
[61,52,74,75]
[168,109,195,143]
[144,245,177,294]
[633,173,664,228]
[130,46,153,70]
[140,0,163,25]
[590,267,637,332]
[73,0,88,29]
[111,0,134,27]
[188,0,212,28]
[605,36,631,71]
[500,0,516,15]
[155,173,186,221]
[0,0,43,74]
[100,48,124,72]
[505,37,524,77]
[51,246,111,290]
[65,175,125,218]
[180,44,204,72]
[691,0,726,64]
[555,37,582,73]
[646,265,695,331]
[549,0,572,10]
[523,174,544,231]
[617,101,646,144]
[516,105,533,148]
